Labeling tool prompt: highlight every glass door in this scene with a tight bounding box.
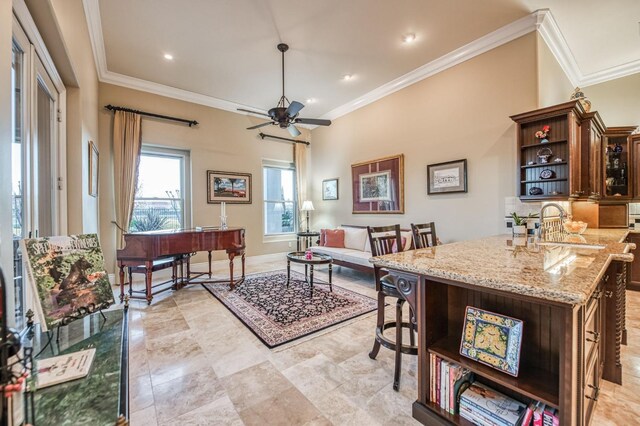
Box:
[10,18,60,327]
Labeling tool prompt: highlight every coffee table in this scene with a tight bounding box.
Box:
[286,251,333,293]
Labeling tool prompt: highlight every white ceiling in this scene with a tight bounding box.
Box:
[90,0,640,120]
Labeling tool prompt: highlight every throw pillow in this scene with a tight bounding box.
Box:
[392,237,407,253]
[324,229,345,248]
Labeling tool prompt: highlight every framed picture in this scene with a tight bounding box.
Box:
[427,159,467,194]
[322,178,339,200]
[207,170,252,204]
[89,141,99,197]
[351,154,404,214]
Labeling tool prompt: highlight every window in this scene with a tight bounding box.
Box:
[131,146,191,232]
[263,163,297,235]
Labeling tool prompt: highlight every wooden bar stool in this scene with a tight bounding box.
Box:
[367,225,418,391]
[410,222,438,249]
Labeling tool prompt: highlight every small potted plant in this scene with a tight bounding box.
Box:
[510,212,537,235]
[535,125,550,143]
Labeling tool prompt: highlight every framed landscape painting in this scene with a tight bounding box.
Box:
[427,159,467,194]
[207,170,252,204]
[322,178,339,200]
[351,154,404,214]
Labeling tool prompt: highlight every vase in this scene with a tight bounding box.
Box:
[541,138,549,143]
[512,225,527,236]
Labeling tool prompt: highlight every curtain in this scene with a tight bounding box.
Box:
[294,143,308,231]
[112,111,142,248]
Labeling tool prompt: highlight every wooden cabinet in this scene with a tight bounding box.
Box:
[581,112,606,198]
[511,101,587,201]
[602,127,636,200]
[632,133,640,199]
[627,232,640,291]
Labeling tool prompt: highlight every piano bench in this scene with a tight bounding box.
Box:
[126,256,187,304]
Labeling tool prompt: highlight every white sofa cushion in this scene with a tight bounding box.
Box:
[341,227,368,251]
[311,246,372,267]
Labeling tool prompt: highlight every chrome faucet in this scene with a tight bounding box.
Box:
[538,203,566,238]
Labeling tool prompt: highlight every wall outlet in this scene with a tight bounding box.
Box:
[288,242,292,248]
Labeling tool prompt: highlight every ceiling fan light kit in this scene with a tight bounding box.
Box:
[238,43,331,137]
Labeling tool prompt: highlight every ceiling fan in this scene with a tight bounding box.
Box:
[238,43,331,137]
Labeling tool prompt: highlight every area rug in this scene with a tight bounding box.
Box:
[203,270,377,348]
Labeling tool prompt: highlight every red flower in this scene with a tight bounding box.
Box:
[542,125,550,132]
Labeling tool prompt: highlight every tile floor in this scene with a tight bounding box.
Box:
[125,253,640,426]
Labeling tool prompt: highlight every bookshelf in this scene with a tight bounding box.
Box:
[429,336,559,408]
[511,101,586,201]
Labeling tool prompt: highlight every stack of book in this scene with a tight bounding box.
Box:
[429,353,474,415]
[429,353,561,426]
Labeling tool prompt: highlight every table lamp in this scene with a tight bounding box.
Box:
[300,201,315,232]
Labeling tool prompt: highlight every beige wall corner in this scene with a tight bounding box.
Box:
[309,33,538,243]
[536,33,574,108]
[583,73,640,127]
[98,83,309,274]
[31,0,100,235]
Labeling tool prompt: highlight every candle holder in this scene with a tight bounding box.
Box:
[220,215,228,230]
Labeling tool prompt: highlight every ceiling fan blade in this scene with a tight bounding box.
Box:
[287,124,301,137]
[295,118,332,126]
[285,101,304,117]
[238,108,270,117]
[246,122,274,130]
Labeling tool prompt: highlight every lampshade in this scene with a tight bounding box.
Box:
[301,201,315,211]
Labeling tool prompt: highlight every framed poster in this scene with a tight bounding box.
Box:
[89,141,99,197]
[427,159,467,194]
[322,178,339,200]
[351,154,404,214]
[207,170,252,204]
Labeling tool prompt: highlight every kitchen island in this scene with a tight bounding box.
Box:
[371,230,635,426]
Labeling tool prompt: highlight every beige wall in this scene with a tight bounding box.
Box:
[309,33,538,243]
[584,73,640,127]
[48,0,100,234]
[537,33,574,108]
[98,83,309,273]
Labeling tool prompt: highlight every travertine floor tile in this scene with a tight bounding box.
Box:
[126,254,640,426]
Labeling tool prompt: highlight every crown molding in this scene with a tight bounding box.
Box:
[321,11,545,121]
[83,4,638,124]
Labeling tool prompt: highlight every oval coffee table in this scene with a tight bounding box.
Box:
[286,251,333,294]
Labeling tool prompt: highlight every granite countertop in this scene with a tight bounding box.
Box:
[370,229,635,306]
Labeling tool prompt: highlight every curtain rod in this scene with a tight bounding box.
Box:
[259,132,310,146]
[104,104,199,127]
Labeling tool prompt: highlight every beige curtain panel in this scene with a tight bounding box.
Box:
[113,110,142,248]
[294,143,308,230]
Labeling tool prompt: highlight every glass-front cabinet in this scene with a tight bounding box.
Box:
[602,127,636,199]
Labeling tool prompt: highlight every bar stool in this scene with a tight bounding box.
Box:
[410,222,438,248]
[367,225,418,391]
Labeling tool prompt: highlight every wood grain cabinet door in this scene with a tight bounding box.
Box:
[632,135,640,199]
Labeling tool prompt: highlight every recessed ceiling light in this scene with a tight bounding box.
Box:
[402,33,416,43]
[163,53,174,60]
[343,74,353,81]
[306,98,316,104]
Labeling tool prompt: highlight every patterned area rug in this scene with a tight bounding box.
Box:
[203,270,377,348]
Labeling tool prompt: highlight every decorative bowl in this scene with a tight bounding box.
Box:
[563,220,588,235]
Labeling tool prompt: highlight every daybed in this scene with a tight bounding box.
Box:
[310,225,413,272]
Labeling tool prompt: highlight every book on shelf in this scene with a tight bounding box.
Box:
[460,401,511,426]
[460,382,527,426]
[429,353,474,415]
[543,406,559,426]
[520,401,536,426]
[532,402,545,426]
[36,348,96,388]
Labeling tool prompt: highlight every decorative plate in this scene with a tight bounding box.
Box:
[539,169,555,179]
[529,187,543,195]
[459,306,523,377]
